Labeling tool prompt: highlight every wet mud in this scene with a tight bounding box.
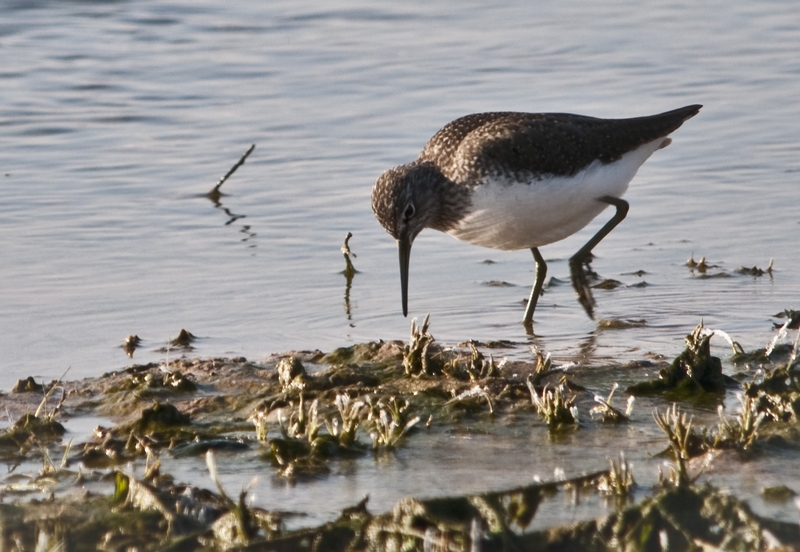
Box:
[1,319,799,550]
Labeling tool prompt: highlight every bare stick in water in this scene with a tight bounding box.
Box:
[207,144,256,201]
[341,231,358,277]
[341,232,358,319]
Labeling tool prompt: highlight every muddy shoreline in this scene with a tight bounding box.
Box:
[1,317,799,550]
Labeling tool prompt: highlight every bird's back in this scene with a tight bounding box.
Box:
[418,105,702,184]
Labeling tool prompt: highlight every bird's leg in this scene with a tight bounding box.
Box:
[523,247,547,327]
[569,196,629,319]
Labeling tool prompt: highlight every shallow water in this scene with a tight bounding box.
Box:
[2,0,800,530]
[164,378,799,531]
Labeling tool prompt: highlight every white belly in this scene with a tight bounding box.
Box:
[446,140,665,250]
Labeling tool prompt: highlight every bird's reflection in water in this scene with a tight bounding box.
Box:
[525,323,600,364]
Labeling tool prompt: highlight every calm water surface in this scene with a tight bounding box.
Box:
[2,0,800,528]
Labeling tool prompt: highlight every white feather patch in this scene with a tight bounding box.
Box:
[447,139,666,250]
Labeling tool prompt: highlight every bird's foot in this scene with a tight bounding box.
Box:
[570,257,597,319]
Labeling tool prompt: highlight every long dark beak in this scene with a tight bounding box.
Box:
[397,238,411,317]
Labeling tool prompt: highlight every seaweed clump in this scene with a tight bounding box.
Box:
[739,333,800,437]
[627,323,733,397]
[0,378,68,462]
[0,413,66,457]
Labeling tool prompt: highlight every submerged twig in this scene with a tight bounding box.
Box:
[342,232,357,318]
[207,144,256,200]
[341,232,358,277]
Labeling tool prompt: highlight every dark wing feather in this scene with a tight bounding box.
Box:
[419,105,701,183]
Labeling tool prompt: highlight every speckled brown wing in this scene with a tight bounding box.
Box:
[419,105,701,184]
[418,112,511,169]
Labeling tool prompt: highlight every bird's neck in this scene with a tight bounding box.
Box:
[411,162,471,233]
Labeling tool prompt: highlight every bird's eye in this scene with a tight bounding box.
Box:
[403,203,415,220]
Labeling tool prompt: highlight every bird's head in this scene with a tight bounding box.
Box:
[372,162,445,244]
[371,162,446,317]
